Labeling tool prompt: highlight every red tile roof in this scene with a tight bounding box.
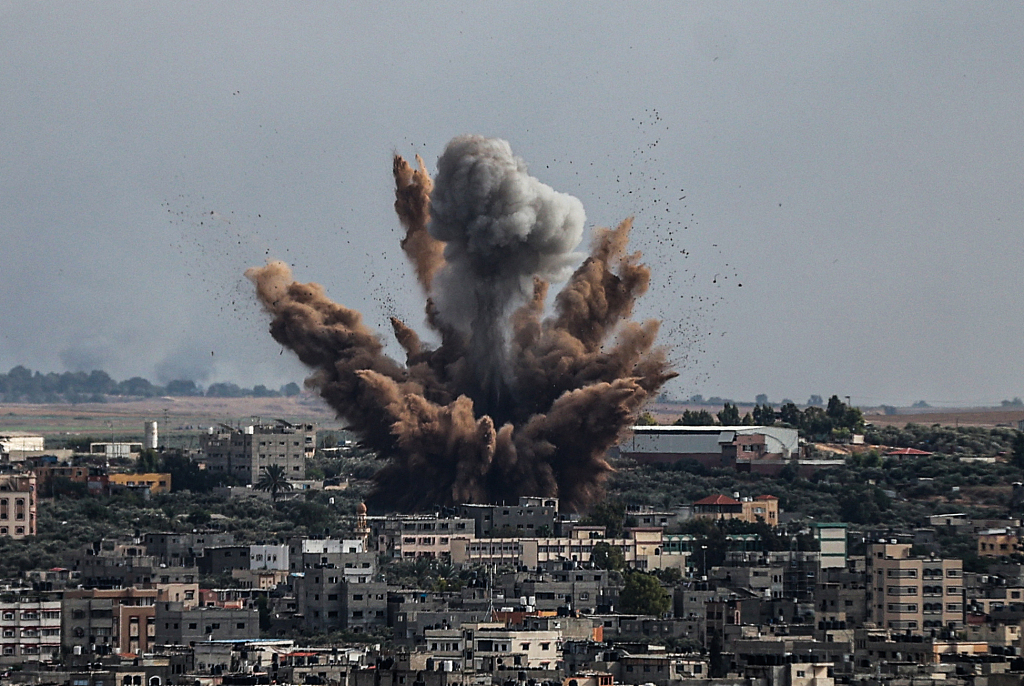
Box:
[755,495,778,501]
[694,494,740,506]
[884,447,933,456]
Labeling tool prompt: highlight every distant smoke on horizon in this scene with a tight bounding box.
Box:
[248,135,675,511]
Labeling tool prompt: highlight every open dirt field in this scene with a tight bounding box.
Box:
[644,401,1024,429]
[0,394,342,440]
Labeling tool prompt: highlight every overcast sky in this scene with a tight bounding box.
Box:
[2,3,1022,407]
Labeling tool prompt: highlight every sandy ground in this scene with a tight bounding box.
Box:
[0,394,342,438]
[644,401,1024,429]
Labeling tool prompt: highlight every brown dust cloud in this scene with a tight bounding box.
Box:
[247,135,675,512]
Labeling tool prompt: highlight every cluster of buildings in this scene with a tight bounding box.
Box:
[618,425,850,476]
[0,493,1020,686]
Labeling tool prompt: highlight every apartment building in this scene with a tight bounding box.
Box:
[371,514,475,559]
[457,497,558,537]
[62,588,162,656]
[295,575,387,634]
[153,601,259,645]
[450,528,685,572]
[0,473,37,539]
[0,592,60,664]
[143,531,236,563]
[199,421,315,485]
[865,541,963,633]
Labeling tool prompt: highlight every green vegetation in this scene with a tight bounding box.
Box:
[256,464,293,501]
[618,572,670,615]
[0,365,301,402]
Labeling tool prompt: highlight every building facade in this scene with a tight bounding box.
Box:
[199,422,316,485]
[866,541,963,633]
[0,474,37,539]
[0,593,60,664]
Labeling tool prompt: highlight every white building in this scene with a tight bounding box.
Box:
[249,544,289,571]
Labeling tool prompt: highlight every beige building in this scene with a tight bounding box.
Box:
[63,588,163,656]
[0,593,61,664]
[977,528,1020,557]
[108,472,172,494]
[370,514,475,559]
[692,494,779,526]
[0,474,36,539]
[451,528,687,571]
[865,542,962,633]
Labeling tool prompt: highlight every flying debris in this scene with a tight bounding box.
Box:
[247,135,675,512]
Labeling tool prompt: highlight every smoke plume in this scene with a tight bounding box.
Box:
[247,135,674,511]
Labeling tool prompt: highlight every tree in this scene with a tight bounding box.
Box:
[591,542,626,570]
[618,572,670,616]
[752,404,775,425]
[255,464,293,502]
[582,500,626,537]
[717,403,741,425]
[674,409,715,426]
[636,412,659,426]
[1012,432,1024,471]
[826,395,846,420]
[779,402,801,426]
[136,449,160,474]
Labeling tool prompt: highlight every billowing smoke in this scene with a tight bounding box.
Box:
[247,135,674,511]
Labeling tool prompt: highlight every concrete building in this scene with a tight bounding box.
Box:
[977,528,1020,557]
[457,497,558,537]
[153,601,259,645]
[199,421,315,485]
[0,473,37,538]
[143,531,236,563]
[108,472,172,494]
[692,493,779,526]
[62,588,161,656]
[371,514,475,560]
[249,544,289,571]
[0,592,60,664]
[0,432,45,453]
[812,523,848,569]
[620,425,798,469]
[89,442,144,459]
[865,541,963,633]
[451,527,685,571]
[69,543,199,591]
[295,575,387,633]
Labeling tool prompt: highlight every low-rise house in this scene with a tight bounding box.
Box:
[693,494,779,526]
[108,472,172,494]
[153,601,259,645]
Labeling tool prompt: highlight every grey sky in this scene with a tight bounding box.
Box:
[1,3,1021,407]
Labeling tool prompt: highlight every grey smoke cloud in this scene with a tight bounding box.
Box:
[428,136,586,412]
[429,135,586,329]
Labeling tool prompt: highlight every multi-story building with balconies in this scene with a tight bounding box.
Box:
[0,591,60,664]
[865,541,962,634]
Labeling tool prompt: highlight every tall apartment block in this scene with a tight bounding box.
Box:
[199,421,315,485]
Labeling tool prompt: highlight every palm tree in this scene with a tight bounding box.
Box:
[255,464,292,502]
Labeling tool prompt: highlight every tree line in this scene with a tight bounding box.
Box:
[643,394,865,441]
[0,365,300,403]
